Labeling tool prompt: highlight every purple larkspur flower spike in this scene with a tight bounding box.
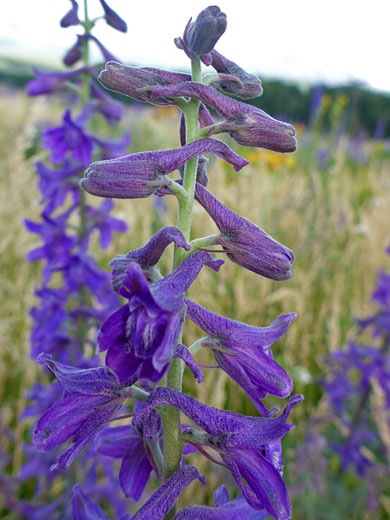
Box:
[72,484,110,520]
[99,62,191,106]
[210,49,263,99]
[33,354,137,470]
[81,138,248,199]
[110,226,190,290]
[176,484,269,519]
[42,109,93,166]
[195,182,294,280]
[98,0,127,33]
[147,82,296,153]
[95,424,153,500]
[60,0,79,28]
[185,6,227,56]
[185,298,295,413]
[131,466,205,520]
[97,252,223,389]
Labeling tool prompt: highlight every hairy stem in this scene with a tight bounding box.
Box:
[162,57,202,518]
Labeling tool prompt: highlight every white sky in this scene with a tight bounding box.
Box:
[1,0,389,93]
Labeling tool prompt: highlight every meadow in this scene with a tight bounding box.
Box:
[1,88,389,518]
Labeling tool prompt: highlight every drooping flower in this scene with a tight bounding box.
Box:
[185,298,295,414]
[33,354,138,471]
[134,388,303,520]
[98,0,127,33]
[210,49,263,99]
[147,82,296,153]
[81,138,248,199]
[110,226,190,290]
[26,67,92,96]
[98,61,191,106]
[97,252,223,389]
[194,182,294,280]
[60,0,79,28]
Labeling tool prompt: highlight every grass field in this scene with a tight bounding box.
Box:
[1,89,389,518]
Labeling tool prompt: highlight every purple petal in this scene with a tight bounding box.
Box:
[110,226,190,290]
[36,353,121,395]
[210,50,263,99]
[131,466,205,520]
[60,0,79,28]
[119,440,153,500]
[151,251,224,312]
[98,0,127,32]
[222,448,291,519]
[72,484,110,520]
[175,344,204,383]
[33,393,109,452]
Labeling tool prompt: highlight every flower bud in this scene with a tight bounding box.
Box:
[98,0,127,33]
[99,62,191,105]
[186,6,227,55]
[210,50,263,99]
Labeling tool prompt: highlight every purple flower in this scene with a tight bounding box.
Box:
[210,50,263,99]
[64,35,118,67]
[176,485,269,519]
[90,82,124,123]
[175,486,269,520]
[97,251,223,389]
[63,34,85,66]
[147,82,296,153]
[134,388,303,519]
[81,138,248,199]
[35,161,81,214]
[195,182,294,280]
[25,208,76,275]
[84,199,128,249]
[26,67,91,96]
[33,354,137,470]
[72,484,110,520]
[98,0,127,33]
[110,226,190,290]
[186,298,295,414]
[95,424,154,500]
[98,61,191,105]
[185,6,227,56]
[60,0,79,28]
[42,109,93,166]
[130,466,205,520]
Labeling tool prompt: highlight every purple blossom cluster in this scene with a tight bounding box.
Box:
[324,247,390,476]
[25,4,303,519]
[18,1,133,517]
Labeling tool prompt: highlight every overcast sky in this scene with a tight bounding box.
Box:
[1,0,389,93]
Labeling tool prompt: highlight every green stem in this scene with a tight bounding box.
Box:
[75,0,91,348]
[161,57,202,519]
